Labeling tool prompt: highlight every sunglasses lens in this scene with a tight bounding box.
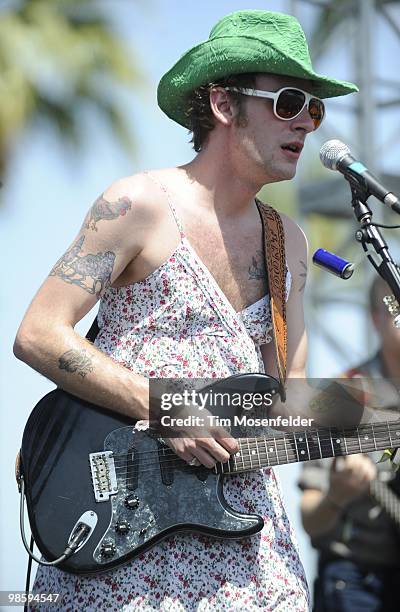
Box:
[276,89,306,119]
[276,89,325,129]
[309,98,325,129]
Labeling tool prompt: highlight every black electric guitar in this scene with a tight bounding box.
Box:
[19,373,400,575]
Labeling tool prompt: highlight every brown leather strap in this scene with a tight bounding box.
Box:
[255,199,287,398]
[15,449,22,490]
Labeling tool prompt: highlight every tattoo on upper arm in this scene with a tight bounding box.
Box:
[85,194,132,231]
[58,349,94,378]
[299,260,307,292]
[248,250,266,280]
[50,235,116,297]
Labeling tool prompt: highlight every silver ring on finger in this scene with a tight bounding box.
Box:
[188,457,201,467]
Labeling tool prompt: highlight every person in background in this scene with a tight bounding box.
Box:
[299,275,400,612]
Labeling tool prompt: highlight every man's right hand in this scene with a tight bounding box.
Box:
[162,406,239,468]
[328,454,377,507]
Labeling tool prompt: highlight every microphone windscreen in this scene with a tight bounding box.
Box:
[320,139,350,170]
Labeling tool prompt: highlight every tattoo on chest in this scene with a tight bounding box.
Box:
[248,250,266,280]
[58,349,94,378]
[50,235,116,297]
[85,194,132,231]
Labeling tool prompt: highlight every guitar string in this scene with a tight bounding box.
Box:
[117,441,386,472]
[104,430,399,477]
[112,435,395,479]
[107,421,399,466]
[110,434,396,470]
[108,419,400,460]
[93,430,398,483]
[109,429,400,472]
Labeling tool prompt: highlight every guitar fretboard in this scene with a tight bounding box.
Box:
[370,479,400,527]
[215,421,400,474]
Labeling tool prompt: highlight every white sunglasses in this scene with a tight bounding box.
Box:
[225,86,325,129]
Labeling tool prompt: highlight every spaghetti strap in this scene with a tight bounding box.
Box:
[144,171,185,238]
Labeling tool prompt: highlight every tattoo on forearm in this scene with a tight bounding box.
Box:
[50,235,116,297]
[85,194,132,231]
[58,349,94,378]
[248,250,266,280]
[299,260,307,292]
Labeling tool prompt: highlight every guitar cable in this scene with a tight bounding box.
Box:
[23,536,34,612]
[19,476,90,566]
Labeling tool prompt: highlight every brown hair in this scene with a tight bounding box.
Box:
[184,73,258,152]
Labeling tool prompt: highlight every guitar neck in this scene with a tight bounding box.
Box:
[218,421,400,474]
[370,479,400,528]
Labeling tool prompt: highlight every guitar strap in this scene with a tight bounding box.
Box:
[85,199,288,401]
[255,198,287,401]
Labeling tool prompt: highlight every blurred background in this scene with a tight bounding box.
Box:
[1,0,400,604]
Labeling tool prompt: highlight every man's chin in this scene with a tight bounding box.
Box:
[267,167,297,183]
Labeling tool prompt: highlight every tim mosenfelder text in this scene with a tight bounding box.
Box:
[159,414,314,428]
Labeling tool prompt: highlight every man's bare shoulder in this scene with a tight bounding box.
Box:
[89,168,181,251]
[278,212,308,294]
[279,212,308,254]
[101,170,172,225]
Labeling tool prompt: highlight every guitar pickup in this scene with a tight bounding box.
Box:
[89,451,118,502]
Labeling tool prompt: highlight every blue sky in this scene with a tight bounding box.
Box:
[2,0,400,600]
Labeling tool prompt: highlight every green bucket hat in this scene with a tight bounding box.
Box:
[157,9,358,128]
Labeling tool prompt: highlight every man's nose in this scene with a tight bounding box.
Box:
[291,106,316,133]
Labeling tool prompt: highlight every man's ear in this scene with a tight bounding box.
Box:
[209,87,238,126]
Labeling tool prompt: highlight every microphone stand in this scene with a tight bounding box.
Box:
[348,179,400,305]
[347,178,400,466]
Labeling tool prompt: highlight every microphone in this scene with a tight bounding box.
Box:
[319,139,400,215]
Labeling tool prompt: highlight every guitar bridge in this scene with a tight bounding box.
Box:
[89,451,118,502]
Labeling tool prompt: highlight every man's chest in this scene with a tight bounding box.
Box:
[116,202,270,313]
[184,223,268,312]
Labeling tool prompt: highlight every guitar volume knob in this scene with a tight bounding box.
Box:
[124,494,140,509]
[100,541,116,558]
[115,519,131,534]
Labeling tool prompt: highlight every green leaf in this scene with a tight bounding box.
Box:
[0,0,145,184]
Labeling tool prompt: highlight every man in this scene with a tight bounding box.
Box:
[14,9,357,611]
[299,275,400,612]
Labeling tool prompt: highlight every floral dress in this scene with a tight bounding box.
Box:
[33,177,310,611]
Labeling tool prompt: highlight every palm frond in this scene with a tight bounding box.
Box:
[0,0,144,183]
